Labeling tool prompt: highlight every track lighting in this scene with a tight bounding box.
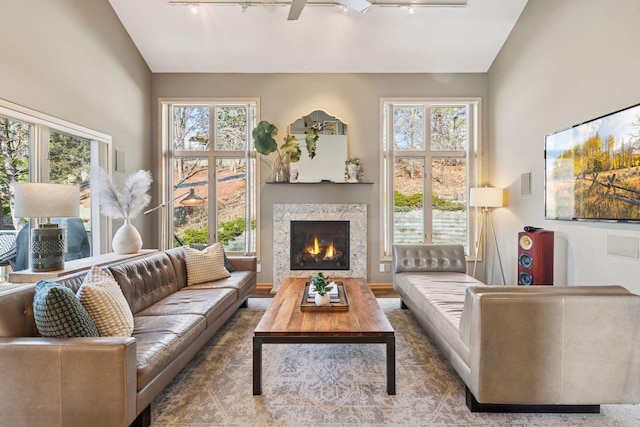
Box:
[170,1,469,20]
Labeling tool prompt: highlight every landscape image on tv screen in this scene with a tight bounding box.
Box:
[545,103,640,222]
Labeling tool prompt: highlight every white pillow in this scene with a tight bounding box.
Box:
[77,266,134,337]
[184,243,231,286]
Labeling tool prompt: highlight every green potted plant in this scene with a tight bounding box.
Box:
[252,121,301,182]
[311,272,334,306]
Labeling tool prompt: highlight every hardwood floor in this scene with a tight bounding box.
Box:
[251,282,397,298]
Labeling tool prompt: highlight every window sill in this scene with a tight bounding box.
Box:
[265,181,374,185]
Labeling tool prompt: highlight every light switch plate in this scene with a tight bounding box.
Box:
[115,149,125,172]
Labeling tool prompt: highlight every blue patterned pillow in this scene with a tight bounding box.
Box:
[33,280,99,337]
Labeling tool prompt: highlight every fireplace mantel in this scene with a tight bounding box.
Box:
[272,204,367,293]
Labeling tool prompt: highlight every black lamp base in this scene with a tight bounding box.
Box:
[31,223,65,272]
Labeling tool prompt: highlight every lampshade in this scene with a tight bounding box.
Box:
[469,187,504,208]
[14,182,80,218]
[179,188,205,206]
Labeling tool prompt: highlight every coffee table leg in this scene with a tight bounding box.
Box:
[253,336,262,395]
[387,336,396,395]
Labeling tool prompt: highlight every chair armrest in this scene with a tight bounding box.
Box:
[0,337,137,427]
[228,256,256,272]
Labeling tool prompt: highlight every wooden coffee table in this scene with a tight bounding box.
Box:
[253,277,395,395]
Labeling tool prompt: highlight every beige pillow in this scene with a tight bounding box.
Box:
[77,266,134,337]
[184,243,231,286]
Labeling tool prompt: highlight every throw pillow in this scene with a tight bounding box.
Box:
[77,266,134,337]
[189,243,234,272]
[184,243,231,286]
[33,280,99,337]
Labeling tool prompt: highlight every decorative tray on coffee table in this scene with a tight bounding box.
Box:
[300,281,350,311]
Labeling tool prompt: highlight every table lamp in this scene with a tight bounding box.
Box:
[13,182,80,272]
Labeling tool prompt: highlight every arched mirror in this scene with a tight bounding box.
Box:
[289,110,348,182]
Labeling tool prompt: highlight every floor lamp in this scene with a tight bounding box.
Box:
[144,189,205,249]
[470,187,506,285]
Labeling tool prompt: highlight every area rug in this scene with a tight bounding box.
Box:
[150,298,640,426]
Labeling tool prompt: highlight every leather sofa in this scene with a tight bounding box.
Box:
[0,247,256,427]
[393,244,640,412]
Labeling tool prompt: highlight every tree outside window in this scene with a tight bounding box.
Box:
[165,101,257,254]
[0,117,29,230]
[382,100,479,259]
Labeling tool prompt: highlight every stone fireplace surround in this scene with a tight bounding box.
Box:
[272,203,367,293]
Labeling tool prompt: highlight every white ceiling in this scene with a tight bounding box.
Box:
[108,0,528,73]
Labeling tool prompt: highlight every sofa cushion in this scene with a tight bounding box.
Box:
[77,266,134,337]
[183,270,256,299]
[393,244,467,273]
[33,280,99,337]
[136,288,236,327]
[394,272,481,364]
[108,252,181,314]
[183,244,230,286]
[133,314,207,391]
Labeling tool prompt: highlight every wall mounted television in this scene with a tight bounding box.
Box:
[545,103,640,222]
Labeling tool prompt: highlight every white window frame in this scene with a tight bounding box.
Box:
[380,97,481,261]
[159,98,259,256]
[0,98,112,254]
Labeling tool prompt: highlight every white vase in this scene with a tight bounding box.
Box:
[314,293,330,306]
[112,219,143,254]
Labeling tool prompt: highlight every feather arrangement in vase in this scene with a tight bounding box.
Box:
[96,167,153,254]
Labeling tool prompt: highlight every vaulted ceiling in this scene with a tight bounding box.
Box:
[108,0,528,73]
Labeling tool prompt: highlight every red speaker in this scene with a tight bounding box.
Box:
[517,230,554,286]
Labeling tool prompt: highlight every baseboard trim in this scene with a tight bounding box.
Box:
[252,283,273,297]
[465,388,600,413]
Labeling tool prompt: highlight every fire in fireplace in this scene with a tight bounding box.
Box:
[290,220,350,270]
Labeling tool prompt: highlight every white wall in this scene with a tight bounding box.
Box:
[0,0,152,246]
[488,0,640,293]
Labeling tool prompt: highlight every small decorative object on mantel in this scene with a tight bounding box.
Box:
[252,121,301,182]
[96,167,152,254]
[345,157,364,183]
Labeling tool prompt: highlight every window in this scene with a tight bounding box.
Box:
[161,100,258,255]
[381,99,480,259]
[0,99,111,271]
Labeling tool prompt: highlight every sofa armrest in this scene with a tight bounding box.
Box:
[228,256,256,272]
[466,289,640,405]
[0,337,137,427]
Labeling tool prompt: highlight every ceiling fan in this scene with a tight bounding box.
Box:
[288,0,371,20]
